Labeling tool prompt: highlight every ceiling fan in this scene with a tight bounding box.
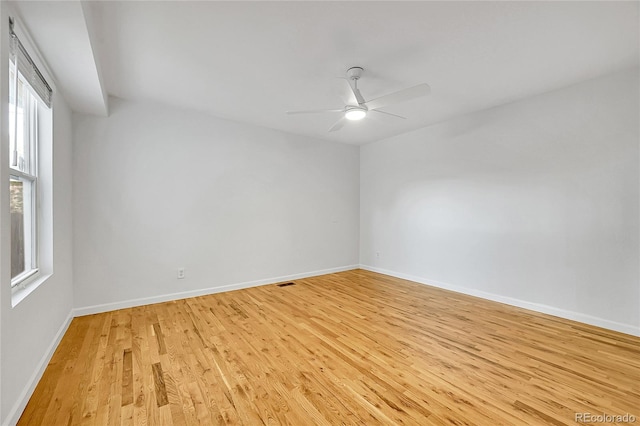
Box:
[286,67,430,132]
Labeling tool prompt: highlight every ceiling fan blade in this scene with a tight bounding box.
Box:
[339,77,366,106]
[339,78,359,106]
[371,109,407,120]
[364,83,430,111]
[328,116,347,132]
[286,108,343,115]
[353,87,366,105]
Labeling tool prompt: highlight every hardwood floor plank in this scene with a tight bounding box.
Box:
[18,269,640,425]
[152,323,167,356]
[122,349,134,407]
[152,363,169,407]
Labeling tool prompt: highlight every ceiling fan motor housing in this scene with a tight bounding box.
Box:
[347,67,364,81]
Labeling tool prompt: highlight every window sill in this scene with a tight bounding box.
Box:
[11,272,52,307]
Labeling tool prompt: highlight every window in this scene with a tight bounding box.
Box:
[8,18,52,290]
[9,64,39,284]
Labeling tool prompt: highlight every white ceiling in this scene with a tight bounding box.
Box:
[13,1,640,145]
[11,1,108,116]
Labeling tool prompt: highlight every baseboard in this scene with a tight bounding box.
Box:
[359,264,640,337]
[3,310,74,426]
[73,265,359,317]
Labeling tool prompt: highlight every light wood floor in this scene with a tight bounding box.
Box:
[19,269,640,425]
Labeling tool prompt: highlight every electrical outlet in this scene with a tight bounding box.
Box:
[376,252,380,259]
[177,268,185,279]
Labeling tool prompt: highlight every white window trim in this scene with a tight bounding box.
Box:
[11,272,53,307]
[9,57,41,288]
[7,15,56,307]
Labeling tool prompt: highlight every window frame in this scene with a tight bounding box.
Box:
[8,23,51,294]
[5,14,55,306]
[9,42,42,289]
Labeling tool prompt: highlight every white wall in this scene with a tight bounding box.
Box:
[361,68,639,335]
[73,98,359,311]
[0,3,75,423]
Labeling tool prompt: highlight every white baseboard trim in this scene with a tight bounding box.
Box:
[359,265,640,337]
[73,265,359,317]
[3,310,74,426]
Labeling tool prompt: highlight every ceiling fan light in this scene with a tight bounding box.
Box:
[345,108,367,121]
